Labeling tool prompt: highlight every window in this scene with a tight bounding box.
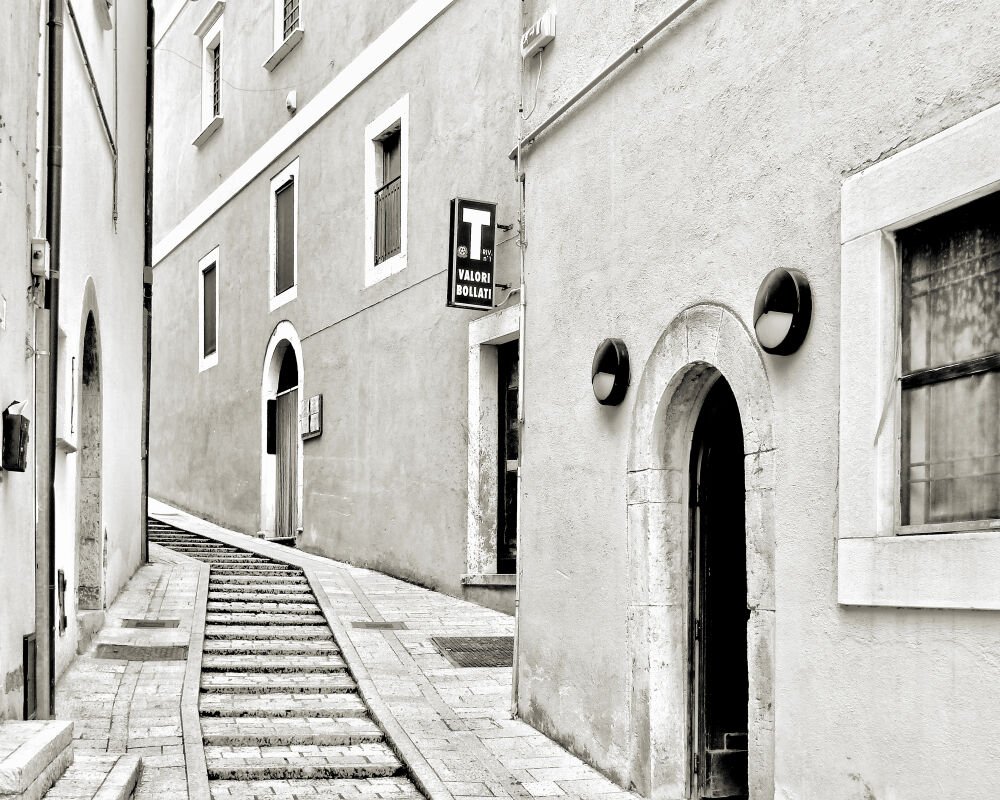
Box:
[838,101,1000,611]
[199,247,219,371]
[897,195,1000,529]
[193,2,225,146]
[264,0,304,72]
[364,95,409,286]
[269,158,299,311]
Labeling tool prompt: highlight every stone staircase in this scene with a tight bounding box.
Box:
[147,519,423,800]
[0,720,140,800]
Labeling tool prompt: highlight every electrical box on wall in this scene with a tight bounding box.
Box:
[521,10,556,59]
[2,402,30,472]
[30,238,50,279]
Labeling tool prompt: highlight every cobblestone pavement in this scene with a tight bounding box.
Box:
[53,501,641,800]
[55,547,197,799]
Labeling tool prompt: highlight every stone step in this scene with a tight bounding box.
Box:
[209,575,308,586]
[200,717,383,747]
[0,720,74,799]
[203,742,403,781]
[205,613,327,627]
[41,752,141,800]
[209,585,310,596]
[207,777,422,800]
[201,654,348,673]
[199,693,368,718]
[203,639,340,656]
[206,602,321,615]
[205,625,333,641]
[201,672,356,694]
[210,567,303,576]
[208,591,315,603]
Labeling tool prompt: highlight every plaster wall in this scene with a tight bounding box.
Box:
[0,0,42,721]
[52,2,148,679]
[150,0,520,598]
[514,0,1000,797]
[153,0,417,236]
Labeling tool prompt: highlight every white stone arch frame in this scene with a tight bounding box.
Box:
[625,304,775,800]
[260,320,304,536]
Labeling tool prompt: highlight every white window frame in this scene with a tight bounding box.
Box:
[264,0,304,72]
[269,157,299,312]
[364,94,409,287]
[838,101,1000,610]
[198,246,220,372]
[464,306,519,585]
[193,1,225,147]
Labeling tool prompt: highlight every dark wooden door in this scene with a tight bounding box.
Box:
[275,387,298,538]
[497,341,519,574]
[690,378,748,800]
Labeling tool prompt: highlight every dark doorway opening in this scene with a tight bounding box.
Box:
[497,340,519,574]
[275,346,299,539]
[690,377,748,799]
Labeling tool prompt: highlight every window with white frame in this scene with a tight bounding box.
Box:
[364,95,408,287]
[199,246,220,372]
[193,1,225,146]
[264,0,304,71]
[269,158,299,311]
[838,101,1000,611]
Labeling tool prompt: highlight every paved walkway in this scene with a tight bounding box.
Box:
[52,500,639,800]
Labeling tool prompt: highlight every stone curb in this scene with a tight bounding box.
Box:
[149,508,455,800]
[91,754,142,800]
[162,546,212,800]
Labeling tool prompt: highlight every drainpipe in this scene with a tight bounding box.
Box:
[141,0,155,564]
[43,0,65,719]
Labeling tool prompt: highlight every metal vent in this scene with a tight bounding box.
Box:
[431,636,513,668]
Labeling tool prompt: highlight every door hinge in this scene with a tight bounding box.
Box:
[693,753,699,774]
[694,618,702,641]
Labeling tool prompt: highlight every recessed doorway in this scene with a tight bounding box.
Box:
[689,376,748,799]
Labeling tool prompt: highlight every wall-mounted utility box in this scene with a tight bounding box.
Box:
[30,238,50,279]
[2,402,30,472]
[521,10,555,59]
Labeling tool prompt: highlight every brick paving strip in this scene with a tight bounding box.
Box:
[149,500,642,800]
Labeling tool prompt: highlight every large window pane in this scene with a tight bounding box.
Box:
[902,371,1000,525]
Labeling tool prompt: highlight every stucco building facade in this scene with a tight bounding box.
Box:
[149,0,1000,798]
[149,0,521,612]
[0,0,149,720]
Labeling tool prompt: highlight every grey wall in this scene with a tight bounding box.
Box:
[514,0,1000,797]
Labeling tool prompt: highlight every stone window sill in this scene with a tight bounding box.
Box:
[461,573,516,588]
[193,115,223,148]
[838,530,1000,610]
[263,29,304,72]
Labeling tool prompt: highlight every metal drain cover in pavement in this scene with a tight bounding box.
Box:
[351,620,407,630]
[122,618,180,628]
[431,636,513,668]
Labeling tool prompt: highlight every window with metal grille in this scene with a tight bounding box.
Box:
[211,42,221,117]
[275,180,295,295]
[898,192,1000,528]
[202,263,217,357]
[282,0,300,40]
[374,130,401,265]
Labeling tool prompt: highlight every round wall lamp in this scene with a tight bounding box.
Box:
[592,338,630,405]
[753,268,812,355]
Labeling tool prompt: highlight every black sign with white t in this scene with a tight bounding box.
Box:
[447,198,497,310]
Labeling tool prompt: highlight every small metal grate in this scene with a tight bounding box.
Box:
[351,620,407,630]
[123,619,180,628]
[431,636,513,668]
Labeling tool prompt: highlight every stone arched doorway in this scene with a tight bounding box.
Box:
[261,322,304,538]
[77,311,104,611]
[625,304,775,800]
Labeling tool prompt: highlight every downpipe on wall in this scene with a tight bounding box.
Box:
[141,0,155,565]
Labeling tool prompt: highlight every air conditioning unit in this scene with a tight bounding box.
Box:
[521,10,555,60]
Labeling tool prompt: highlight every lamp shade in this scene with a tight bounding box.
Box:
[592,338,630,405]
[753,268,811,355]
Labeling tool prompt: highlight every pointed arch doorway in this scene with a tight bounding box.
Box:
[261,322,304,539]
[77,312,104,612]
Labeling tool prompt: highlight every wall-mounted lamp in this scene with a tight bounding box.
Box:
[753,268,812,355]
[592,338,630,405]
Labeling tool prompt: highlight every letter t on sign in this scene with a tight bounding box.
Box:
[463,208,492,261]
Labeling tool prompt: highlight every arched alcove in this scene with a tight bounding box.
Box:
[77,311,104,611]
[625,304,775,800]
